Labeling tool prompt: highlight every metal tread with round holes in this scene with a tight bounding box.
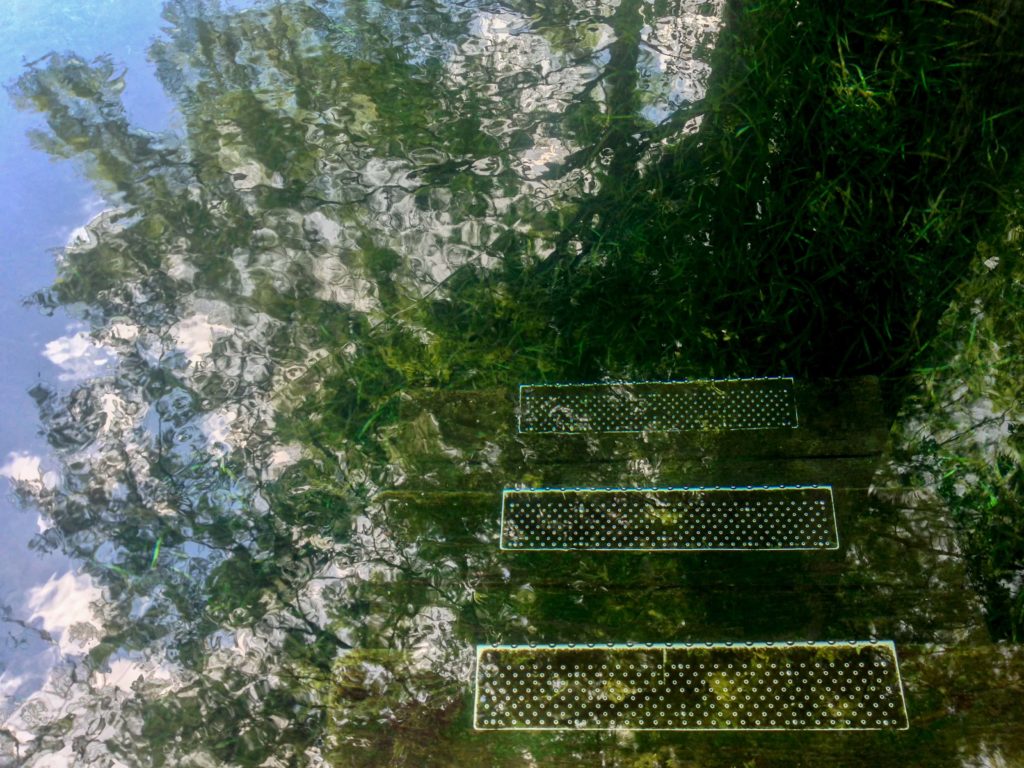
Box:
[518,377,798,433]
[500,486,838,551]
[474,641,909,731]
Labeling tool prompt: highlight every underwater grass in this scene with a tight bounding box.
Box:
[890,183,1024,641]
[442,0,1022,385]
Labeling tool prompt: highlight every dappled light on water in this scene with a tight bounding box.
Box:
[1,0,1023,766]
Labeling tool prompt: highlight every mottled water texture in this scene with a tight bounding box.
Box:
[2,0,1024,766]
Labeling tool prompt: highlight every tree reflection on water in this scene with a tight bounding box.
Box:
[3,0,1023,765]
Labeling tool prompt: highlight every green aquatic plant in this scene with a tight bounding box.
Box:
[525,0,1024,383]
[888,183,1024,641]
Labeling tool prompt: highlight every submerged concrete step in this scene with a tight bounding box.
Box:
[366,488,985,644]
[455,643,1024,767]
[385,378,888,469]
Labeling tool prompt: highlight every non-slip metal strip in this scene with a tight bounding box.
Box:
[518,377,797,433]
[474,641,908,731]
[500,486,838,551]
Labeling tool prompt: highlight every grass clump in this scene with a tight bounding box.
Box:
[497,0,1024,385]
[891,187,1024,640]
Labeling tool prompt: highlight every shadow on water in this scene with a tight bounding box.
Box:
[2,0,1024,765]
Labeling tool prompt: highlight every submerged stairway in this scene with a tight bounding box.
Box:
[376,377,986,737]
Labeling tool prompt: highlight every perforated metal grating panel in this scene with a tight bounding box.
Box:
[474,642,908,731]
[500,486,838,551]
[518,377,797,433]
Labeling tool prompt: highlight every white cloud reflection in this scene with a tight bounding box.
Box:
[0,452,58,493]
[26,570,102,656]
[42,330,116,381]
